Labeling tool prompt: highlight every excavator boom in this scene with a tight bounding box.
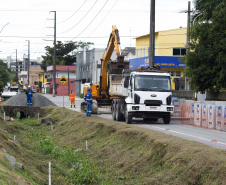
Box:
[83,25,129,109]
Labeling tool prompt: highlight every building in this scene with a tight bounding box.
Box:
[47,65,76,96]
[122,47,136,61]
[38,72,51,84]
[131,28,187,90]
[5,56,40,72]
[76,48,117,95]
[18,71,27,84]
[29,66,43,85]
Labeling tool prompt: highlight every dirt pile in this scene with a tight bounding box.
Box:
[3,93,56,107]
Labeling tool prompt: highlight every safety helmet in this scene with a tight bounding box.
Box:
[71,89,73,91]
[28,86,30,88]
[88,88,92,92]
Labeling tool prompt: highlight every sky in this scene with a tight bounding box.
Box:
[0,0,194,60]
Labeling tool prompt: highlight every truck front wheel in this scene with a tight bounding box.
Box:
[125,112,132,124]
[163,114,170,124]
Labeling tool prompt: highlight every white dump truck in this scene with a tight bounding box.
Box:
[109,68,174,124]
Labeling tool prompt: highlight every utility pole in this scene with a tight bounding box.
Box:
[26,40,30,86]
[186,1,191,55]
[149,0,155,68]
[179,1,191,90]
[14,49,18,83]
[50,11,56,96]
[68,68,70,96]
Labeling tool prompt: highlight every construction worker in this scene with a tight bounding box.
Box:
[25,86,33,106]
[69,90,75,108]
[84,88,93,116]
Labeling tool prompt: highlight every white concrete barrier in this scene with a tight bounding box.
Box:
[201,104,208,128]
[194,102,202,126]
[208,105,216,129]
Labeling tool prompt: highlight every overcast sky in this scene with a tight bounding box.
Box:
[0,0,194,60]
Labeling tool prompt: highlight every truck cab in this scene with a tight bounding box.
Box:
[110,69,174,124]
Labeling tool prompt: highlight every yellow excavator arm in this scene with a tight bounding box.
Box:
[89,25,129,106]
[101,25,122,91]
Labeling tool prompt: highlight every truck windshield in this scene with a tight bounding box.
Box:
[134,75,171,91]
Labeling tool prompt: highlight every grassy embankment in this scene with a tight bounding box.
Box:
[0,106,226,184]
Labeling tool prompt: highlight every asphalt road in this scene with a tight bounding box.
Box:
[43,94,226,150]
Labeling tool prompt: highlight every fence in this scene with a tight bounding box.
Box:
[172,99,226,131]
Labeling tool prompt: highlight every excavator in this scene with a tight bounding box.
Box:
[81,25,129,113]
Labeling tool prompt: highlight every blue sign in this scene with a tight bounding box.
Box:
[129,56,186,69]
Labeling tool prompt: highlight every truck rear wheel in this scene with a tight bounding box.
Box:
[116,103,122,121]
[112,104,116,120]
[163,114,170,124]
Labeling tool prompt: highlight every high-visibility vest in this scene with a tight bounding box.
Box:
[69,93,75,99]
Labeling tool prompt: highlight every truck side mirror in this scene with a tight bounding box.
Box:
[124,80,129,88]
[124,76,130,88]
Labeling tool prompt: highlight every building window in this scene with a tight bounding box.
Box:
[143,48,145,57]
[176,71,181,77]
[140,48,142,57]
[136,49,139,58]
[170,71,181,77]
[147,47,149,56]
[173,48,186,56]
[86,65,90,72]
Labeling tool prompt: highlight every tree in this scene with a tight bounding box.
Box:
[185,0,226,93]
[0,60,12,93]
[41,41,93,71]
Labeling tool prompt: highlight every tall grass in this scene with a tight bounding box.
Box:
[29,130,100,184]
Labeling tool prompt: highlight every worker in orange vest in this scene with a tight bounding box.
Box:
[69,90,75,108]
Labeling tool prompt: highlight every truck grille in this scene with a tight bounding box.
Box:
[144,100,162,106]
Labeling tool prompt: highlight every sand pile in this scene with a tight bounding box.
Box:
[3,93,56,107]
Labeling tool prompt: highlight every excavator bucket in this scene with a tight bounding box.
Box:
[80,102,98,114]
[108,56,130,74]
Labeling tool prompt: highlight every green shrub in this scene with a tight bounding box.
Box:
[21,89,26,93]
[79,93,84,98]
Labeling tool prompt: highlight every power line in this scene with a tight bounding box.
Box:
[57,0,88,24]
[83,0,119,42]
[31,18,48,58]
[0,34,186,39]
[58,0,99,34]
[71,0,109,40]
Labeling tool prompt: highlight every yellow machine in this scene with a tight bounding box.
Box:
[10,82,19,92]
[89,25,129,106]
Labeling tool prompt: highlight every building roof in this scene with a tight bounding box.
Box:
[134,27,187,39]
[122,47,136,55]
[47,65,76,72]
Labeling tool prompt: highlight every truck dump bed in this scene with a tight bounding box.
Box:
[109,74,128,97]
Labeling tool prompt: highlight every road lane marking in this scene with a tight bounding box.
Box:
[98,113,226,148]
[142,124,226,147]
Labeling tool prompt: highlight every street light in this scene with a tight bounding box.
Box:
[179,1,193,91]
[0,22,10,34]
